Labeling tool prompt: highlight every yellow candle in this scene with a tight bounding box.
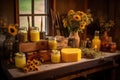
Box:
[61,48,81,62]
[15,53,26,68]
[51,51,60,63]
[30,30,40,42]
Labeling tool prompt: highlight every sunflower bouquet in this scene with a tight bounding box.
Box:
[99,17,115,35]
[62,9,93,33]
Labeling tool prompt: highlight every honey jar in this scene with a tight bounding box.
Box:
[48,37,57,50]
[30,27,40,42]
[15,53,26,68]
[51,50,61,63]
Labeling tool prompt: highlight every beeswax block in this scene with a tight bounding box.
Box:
[61,48,82,62]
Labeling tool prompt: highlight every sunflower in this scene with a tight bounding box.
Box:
[8,25,18,36]
[82,14,89,22]
[67,10,75,16]
[62,19,67,28]
[80,22,87,30]
[76,11,85,16]
[73,14,81,21]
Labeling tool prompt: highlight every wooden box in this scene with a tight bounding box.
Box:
[19,40,48,52]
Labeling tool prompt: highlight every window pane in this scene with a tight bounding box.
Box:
[19,0,31,14]
[34,0,45,14]
[35,16,46,31]
[19,16,32,28]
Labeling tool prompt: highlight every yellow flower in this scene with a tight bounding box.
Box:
[67,10,75,16]
[8,25,18,36]
[73,14,81,21]
[80,22,87,30]
[82,14,88,22]
[76,11,85,16]
[62,19,67,28]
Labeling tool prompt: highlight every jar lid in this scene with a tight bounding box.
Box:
[15,52,25,57]
[52,50,60,54]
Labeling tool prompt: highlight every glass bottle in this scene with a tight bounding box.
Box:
[30,27,40,42]
[15,53,26,68]
[91,31,101,51]
[86,38,91,48]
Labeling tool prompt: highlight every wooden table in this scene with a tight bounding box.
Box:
[1,51,120,80]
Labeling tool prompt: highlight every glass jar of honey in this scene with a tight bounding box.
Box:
[51,50,61,63]
[30,27,40,42]
[48,37,57,50]
[15,53,26,68]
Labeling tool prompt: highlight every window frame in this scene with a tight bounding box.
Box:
[15,0,51,34]
[15,0,55,35]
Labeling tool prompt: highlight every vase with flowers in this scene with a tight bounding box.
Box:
[4,25,18,60]
[99,17,115,51]
[99,17,115,36]
[0,21,18,59]
[62,9,93,48]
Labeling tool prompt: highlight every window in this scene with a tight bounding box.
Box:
[17,0,49,33]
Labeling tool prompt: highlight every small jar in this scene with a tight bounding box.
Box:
[48,37,57,50]
[15,53,26,68]
[110,42,116,53]
[18,27,28,42]
[51,50,61,63]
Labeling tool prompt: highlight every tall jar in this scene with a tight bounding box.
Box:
[48,37,57,50]
[30,27,40,42]
[15,53,26,68]
[18,27,28,42]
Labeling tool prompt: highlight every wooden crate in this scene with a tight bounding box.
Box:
[19,40,48,52]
